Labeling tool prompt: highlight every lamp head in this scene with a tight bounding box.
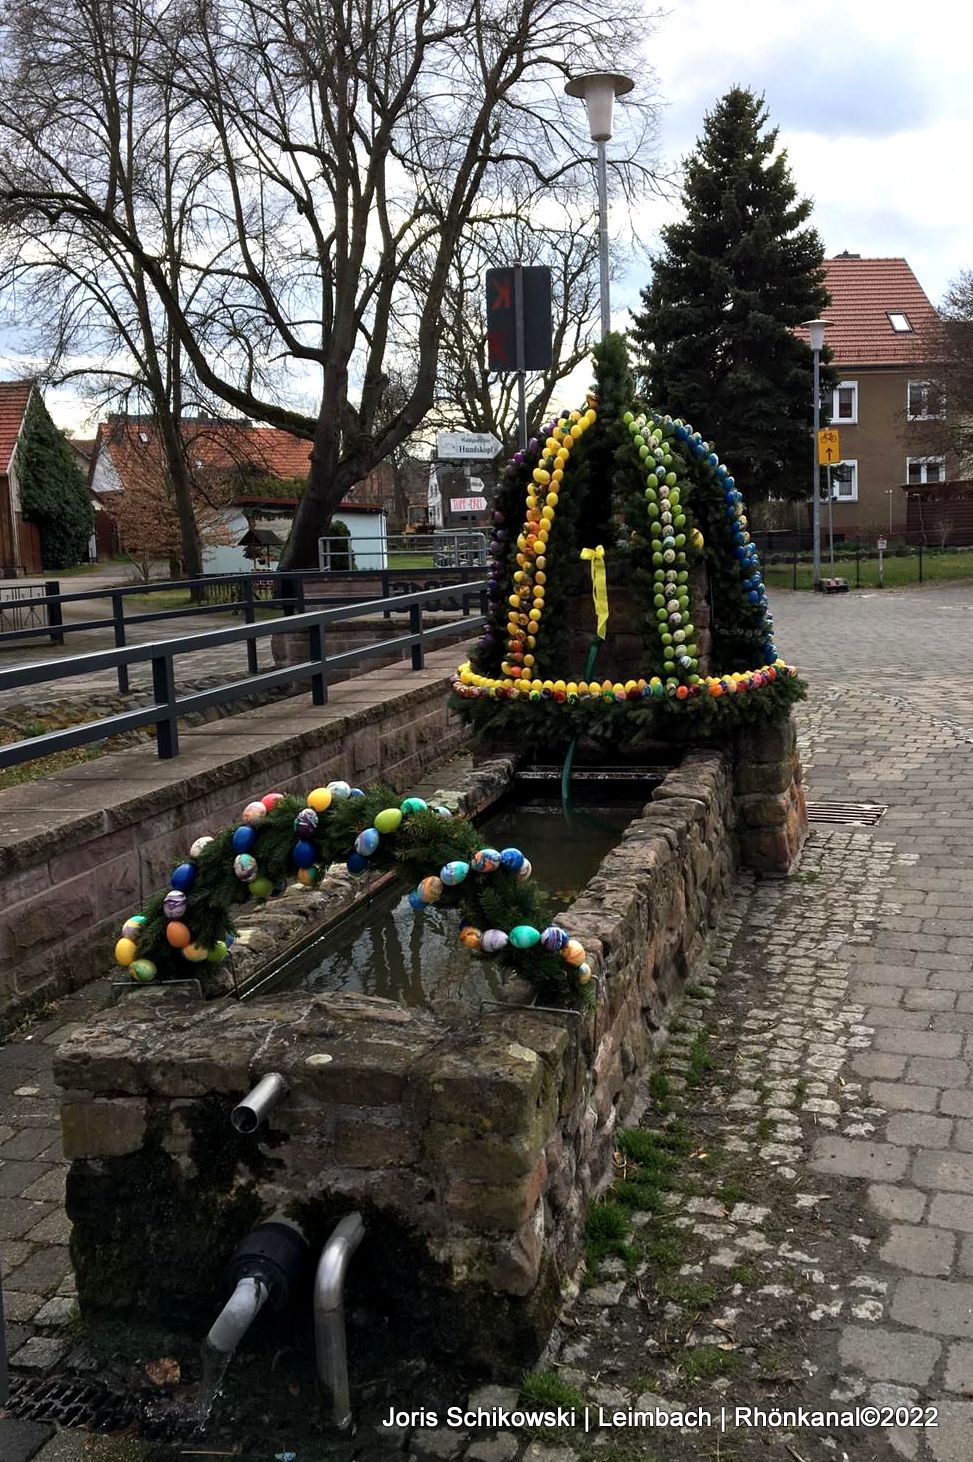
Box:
[564,72,635,143]
[805,318,828,353]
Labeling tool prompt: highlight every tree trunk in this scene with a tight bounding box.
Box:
[155,409,203,579]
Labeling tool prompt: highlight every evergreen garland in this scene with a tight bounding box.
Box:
[112,783,595,1007]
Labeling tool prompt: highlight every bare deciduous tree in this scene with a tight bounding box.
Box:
[0,0,665,569]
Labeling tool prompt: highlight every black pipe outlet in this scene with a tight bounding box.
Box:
[225,1218,310,1312]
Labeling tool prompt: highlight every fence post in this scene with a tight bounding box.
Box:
[792,549,797,592]
[308,621,329,705]
[0,1248,8,1405]
[112,592,130,693]
[382,570,391,622]
[44,579,64,646]
[410,601,424,670]
[243,579,258,675]
[151,650,179,759]
[856,550,861,589]
[918,543,924,584]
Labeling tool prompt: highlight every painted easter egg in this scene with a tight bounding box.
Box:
[354,828,380,857]
[170,863,196,892]
[190,837,214,859]
[233,853,258,882]
[540,925,569,953]
[206,942,229,964]
[417,876,443,904]
[294,808,319,837]
[165,921,191,949]
[479,929,509,954]
[517,858,533,880]
[130,959,157,982]
[500,847,525,872]
[182,942,209,962]
[440,861,469,886]
[459,926,482,950]
[400,797,428,815]
[346,852,369,875]
[242,801,268,825]
[232,825,256,854]
[562,939,586,967]
[374,808,403,835]
[471,848,502,874]
[114,937,137,967]
[249,877,273,899]
[121,915,146,941]
[261,792,285,810]
[306,787,333,813]
[327,780,351,800]
[292,840,317,868]
[509,925,541,950]
[163,890,187,920]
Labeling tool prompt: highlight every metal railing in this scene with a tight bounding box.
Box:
[0,581,486,768]
[0,569,487,692]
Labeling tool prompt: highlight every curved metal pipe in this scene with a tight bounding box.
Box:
[231,1072,289,1133]
[314,1213,365,1431]
[205,1275,268,1355]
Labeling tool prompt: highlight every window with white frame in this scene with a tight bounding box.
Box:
[830,460,858,501]
[907,457,945,486]
[830,381,858,423]
[907,380,944,420]
[888,312,913,333]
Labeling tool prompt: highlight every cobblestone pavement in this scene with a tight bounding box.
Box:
[2,583,973,1461]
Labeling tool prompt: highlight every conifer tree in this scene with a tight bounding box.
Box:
[631,88,832,501]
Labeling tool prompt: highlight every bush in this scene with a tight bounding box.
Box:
[17,394,94,568]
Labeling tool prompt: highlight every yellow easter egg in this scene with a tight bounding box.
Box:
[307,787,333,813]
[114,937,137,967]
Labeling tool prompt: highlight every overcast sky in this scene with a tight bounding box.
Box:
[616,0,968,311]
[8,0,971,433]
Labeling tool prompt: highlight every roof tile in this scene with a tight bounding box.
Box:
[0,380,34,474]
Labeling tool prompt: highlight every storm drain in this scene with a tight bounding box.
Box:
[806,800,887,827]
[1,1374,193,1440]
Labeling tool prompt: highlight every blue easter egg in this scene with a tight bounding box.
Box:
[346,851,370,875]
[440,860,470,886]
[408,890,425,910]
[292,839,317,868]
[232,825,257,854]
[349,788,365,798]
[355,827,380,856]
[170,863,196,892]
[500,848,525,872]
[541,925,569,952]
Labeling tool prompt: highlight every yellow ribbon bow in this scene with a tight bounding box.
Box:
[580,545,609,641]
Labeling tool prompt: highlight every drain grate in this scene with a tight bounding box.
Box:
[2,1375,138,1433]
[1,1374,193,1440]
[806,800,887,827]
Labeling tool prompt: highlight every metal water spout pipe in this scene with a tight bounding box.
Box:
[231,1072,289,1133]
[207,1215,310,1355]
[314,1213,365,1431]
[206,1274,268,1356]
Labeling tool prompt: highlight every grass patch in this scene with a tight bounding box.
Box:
[684,983,709,999]
[680,1345,741,1383]
[520,1368,585,1411]
[729,1264,757,1286]
[584,1201,638,1275]
[647,1072,671,1109]
[685,1032,717,1088]
[640,1232,689,1272]
[755,1117,774,1141]
[657,1278,717,1309]
[717,1181,748,1206]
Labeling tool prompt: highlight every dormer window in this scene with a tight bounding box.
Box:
[888,312,913,333]
[138,431,149,443]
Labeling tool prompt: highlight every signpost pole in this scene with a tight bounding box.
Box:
[827,465,834,566]
[513,262,527,450]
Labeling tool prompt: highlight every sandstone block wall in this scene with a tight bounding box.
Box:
[54,749,736,1378]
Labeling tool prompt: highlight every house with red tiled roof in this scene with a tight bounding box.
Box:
[88,416,388,569]
[0,379,42,575]
[798,255,959,539]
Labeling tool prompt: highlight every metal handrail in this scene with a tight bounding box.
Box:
[0,580,487,768]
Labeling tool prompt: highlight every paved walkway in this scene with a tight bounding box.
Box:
[2,583,973,1461]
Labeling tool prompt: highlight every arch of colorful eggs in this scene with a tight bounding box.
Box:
[452,393,800,707]
[111,781,591,992]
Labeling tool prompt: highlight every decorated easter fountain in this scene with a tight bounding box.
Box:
[53,337,808,1441]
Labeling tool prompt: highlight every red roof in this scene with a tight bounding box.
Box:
[798,257,940,367]
[0,380,33,474]
[94,417,314,488]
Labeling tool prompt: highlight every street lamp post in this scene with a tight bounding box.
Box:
[886,489,894,534]
[805,319,829,588]
[564,72,634,340]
